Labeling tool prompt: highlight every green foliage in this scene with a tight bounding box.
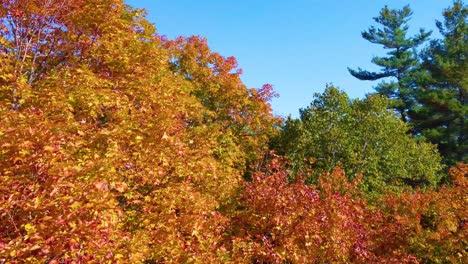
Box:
[411,0,468,166]
[348,5,431,121]
[272,86,443,194]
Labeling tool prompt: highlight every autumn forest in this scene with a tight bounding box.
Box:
[0,0,466,263]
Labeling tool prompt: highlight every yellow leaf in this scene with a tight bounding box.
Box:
[24,223,36,234]
[13,157,23,163]
[44,146,55,152]
[71,202,81,210]
[29,245,41,251]
[34,197,41,207]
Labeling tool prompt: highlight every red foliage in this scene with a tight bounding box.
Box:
[230,154,422,263]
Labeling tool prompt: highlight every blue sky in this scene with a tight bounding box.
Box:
[125,0,450,117]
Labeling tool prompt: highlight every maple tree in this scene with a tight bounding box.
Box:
[228,155,466,263]
[0,0,278,262]
[410,163,467,263]
[229,154,420,263]
[162,36,281,172]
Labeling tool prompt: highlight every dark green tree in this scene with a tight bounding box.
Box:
[411,0,467,166]
[348,5,431,122]
[271,86,443,196]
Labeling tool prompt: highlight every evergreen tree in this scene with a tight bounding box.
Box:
[412,0,467,166]
[348,5,431,122]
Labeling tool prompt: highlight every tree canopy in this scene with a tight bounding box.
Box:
[0,1,466,263]
[0,1,279,261]
[272,86,443,194]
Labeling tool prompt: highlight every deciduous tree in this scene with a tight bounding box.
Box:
[0,1,279,262]
[272,86,443,194]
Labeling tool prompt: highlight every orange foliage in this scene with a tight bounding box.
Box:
[0,0,278,262]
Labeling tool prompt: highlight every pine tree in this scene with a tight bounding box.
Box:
[348,5,431,122]
[412,0,467,166]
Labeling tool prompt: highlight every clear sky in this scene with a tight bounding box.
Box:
[125,0,450,117]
